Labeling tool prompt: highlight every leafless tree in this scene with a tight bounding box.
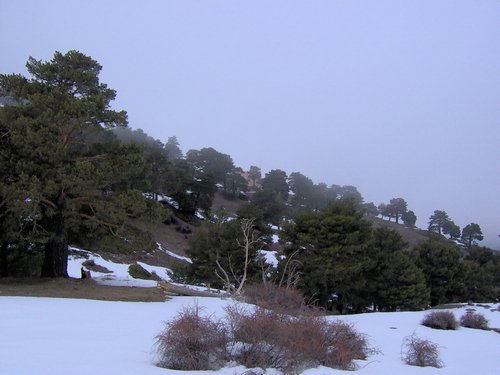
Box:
[215,218,259,295]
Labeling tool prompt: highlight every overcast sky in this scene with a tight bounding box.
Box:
[1,0,499,249]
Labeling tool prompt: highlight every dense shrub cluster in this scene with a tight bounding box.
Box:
[156,303,373,373]
[402,334,443,368]
[421,311,458,330]
[155,305,229,370]
[240,283,312,315]
[460,312,489,330]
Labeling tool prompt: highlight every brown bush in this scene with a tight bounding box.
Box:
[422,311,458,330]
[402,334,443,368]
[324,320,373,370]
[226,305,373,373]
[155,304,229,370]
[240,283,314,315]
[226,305,284,370]
[460,312,489,330]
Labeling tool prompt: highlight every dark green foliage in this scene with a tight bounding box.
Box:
[261,169,289,200]
[378,198,411,224]
[369,227,429,311]
[370,227,427,306]
[330,185,364,207]
[186,147,234,187]
[461,223,483,249]
[388,198,408,224]
[0,50,150,277]
[81,224,156,254]
[164,136,183,160]
[362,202,379,217]
[371,226,408,253]
[251,189,288,227]
[377,203,392,220]
[465,246,500,289]
[373,251,430,310]
[3,243,44,278]
[282,200,374,312]
[402,210,417,227]
[428,210,452,236]
[185,218,262,289]
[457,260,496,302]
[443,220,460,240]
[236,203,272,241]
[224,168,248,198]
[288,171,315,211]
[412,241,463,305]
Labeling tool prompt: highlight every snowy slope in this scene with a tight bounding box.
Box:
[2,251,499,374]
[0,296,499,375]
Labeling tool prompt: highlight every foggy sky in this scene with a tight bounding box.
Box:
[1,0,499,249]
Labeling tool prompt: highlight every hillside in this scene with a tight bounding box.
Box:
[370,217,431,250]
[133,194,436,268]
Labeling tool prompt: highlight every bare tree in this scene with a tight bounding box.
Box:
[214,218,259,295]
[278,249,302,289]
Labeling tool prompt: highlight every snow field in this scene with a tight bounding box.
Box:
[2,250,499,374]
[0,296,498,375]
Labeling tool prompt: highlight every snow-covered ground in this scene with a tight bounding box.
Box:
[1,252,499,374]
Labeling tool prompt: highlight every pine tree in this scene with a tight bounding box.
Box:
[411,241,463,305]
[428,210,451,236]
[0,51,147,277]
[369,227,429,310]
[185,218,261,290]
[461,223,483,249]
[282,200,374,313]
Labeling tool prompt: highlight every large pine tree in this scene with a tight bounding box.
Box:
[282,199,374,313]
[0,50,147,277]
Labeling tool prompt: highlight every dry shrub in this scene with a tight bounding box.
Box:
[155,304,228,370]
[278,316,332,373]
[226,305,283,370]
[460,312,489,330]
[324,320,373,370]
[422,311,458,330]
[226,305,372,373]
[240,283,313,315]
[402,334,443,368]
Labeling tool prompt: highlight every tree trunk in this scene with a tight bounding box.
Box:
[0,240,8,277]
[41,213,69,278]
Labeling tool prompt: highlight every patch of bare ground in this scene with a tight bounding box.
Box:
[84,218,195,273]
[370,217,431,250]
[0,278,167,302]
